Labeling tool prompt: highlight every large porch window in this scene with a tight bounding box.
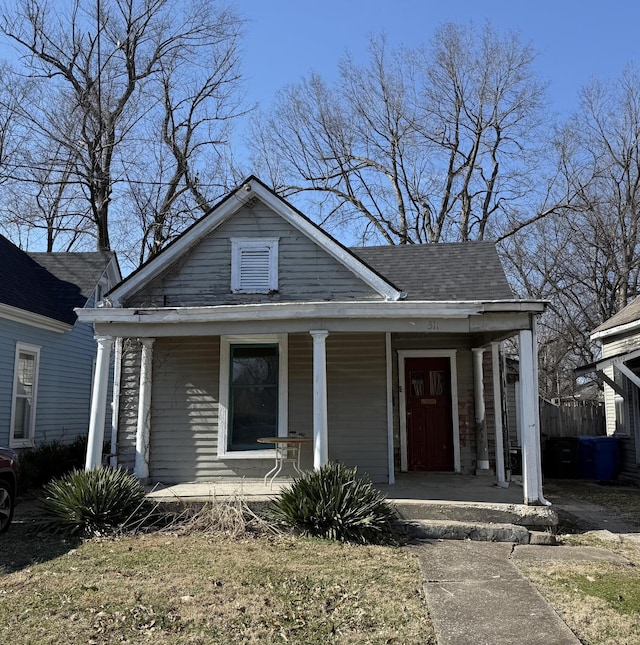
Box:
[230,345,278,450]
[218,335,288,458]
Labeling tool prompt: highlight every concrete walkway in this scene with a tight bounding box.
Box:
[412,539,629,645]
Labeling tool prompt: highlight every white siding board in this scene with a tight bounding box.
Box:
[601,333,640,480]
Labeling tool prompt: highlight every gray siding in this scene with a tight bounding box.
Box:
[117,332,389,483]
[326,333,388,482]
[0,317,105,448]
[125,202,381,307]
[149,337,221,482]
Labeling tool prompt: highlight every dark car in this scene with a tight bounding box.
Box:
[0,447,19,533]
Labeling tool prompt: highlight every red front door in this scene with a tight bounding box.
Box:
[405,356,454,471]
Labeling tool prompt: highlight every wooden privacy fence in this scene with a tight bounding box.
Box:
[539,400,605,438]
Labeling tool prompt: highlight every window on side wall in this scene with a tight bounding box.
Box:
[10,342,40,447]
[218,335,288,457]
[231,238,279,294]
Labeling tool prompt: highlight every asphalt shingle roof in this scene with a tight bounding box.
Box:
[351,241,514,301]
[593,297,640,335]
[0,234,112,325]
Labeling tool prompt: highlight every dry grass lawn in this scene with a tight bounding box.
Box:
[516,480,640,645]
[0,524,434,644]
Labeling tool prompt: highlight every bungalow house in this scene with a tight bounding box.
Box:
[578,299,640,484]
[78,177,548,504]
[0,234,121,450]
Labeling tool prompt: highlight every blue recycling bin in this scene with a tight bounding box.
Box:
[578,436,619,480]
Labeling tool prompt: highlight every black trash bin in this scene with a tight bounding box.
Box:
[545,437,580,478]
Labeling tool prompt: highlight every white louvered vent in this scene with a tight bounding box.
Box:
[231,238,279,293]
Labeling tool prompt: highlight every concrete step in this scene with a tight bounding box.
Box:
[393,499,557,529]
[404,519,532,543]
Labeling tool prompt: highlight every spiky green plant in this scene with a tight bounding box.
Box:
[39,466,147,536]
[270,462,397,544]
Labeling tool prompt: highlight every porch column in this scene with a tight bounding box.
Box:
[310,330,329,470]
[491,342,508,487]
[134,338,155,480]
[85,335,114,470]
[531,318,550,504]
[472,347,491,473]
[519,328,544,504]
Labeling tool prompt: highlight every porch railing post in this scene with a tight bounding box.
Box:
[519,327,545,504]
[310,330,329,469]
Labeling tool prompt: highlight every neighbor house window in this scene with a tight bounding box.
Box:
[10,343,40,447]
[218,335,288,457]
[231,238,279,293]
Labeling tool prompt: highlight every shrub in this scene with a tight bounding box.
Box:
[19,435,89,491]
[270,462,397,544]
[39,466,148,536]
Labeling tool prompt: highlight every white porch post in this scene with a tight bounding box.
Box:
[472,347,491,472]
[519,327,544,504]
[491,342,508,487]
[531,318,550,504]
[134,338,155,480]
[310,330,329,470]
[85,335,114,470]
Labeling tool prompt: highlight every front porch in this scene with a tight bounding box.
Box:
[145,472,558,535]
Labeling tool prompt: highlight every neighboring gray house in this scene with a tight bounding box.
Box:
[0,234,120,450]
[79,177,549,504]
[580,299,640,484]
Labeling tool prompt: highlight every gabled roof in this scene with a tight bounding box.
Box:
[592,297,640,338]
[108,176,403,304]
[352,242,514,301]
[0,234,114,326]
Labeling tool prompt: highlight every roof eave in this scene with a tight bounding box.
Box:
[0,302,73,332]
[76,298,544,325]
[591,318,640,341]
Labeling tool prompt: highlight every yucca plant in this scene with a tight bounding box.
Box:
[39,466,148,536]
[270,462,397,544]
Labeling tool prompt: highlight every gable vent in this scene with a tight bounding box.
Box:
[231,238,279,294]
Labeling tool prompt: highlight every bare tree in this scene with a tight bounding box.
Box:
[128,15,245,264]
[502,65,640,396]
[250,24,554,245]
[0,0,245,255]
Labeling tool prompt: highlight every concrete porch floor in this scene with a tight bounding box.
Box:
[146,472,525,505]
[145,472,557,533]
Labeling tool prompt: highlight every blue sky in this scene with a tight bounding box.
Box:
[236,0,639,120]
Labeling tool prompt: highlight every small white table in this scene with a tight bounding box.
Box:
[257,436,312,488]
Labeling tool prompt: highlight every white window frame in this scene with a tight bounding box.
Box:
[217,334,288,459]
[231,238,279,294]
[9,342,41,448]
